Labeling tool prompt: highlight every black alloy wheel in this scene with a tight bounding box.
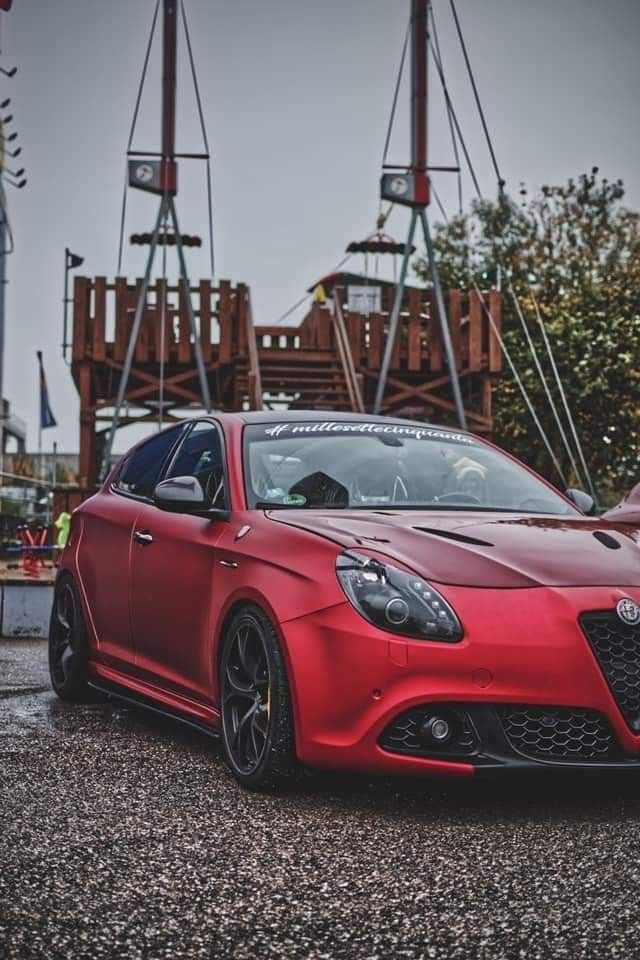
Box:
[48,576,93,701]
[220,606,296,790]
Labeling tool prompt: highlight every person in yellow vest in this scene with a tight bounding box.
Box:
[54,511,71,549]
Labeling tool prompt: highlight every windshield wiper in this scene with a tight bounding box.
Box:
[254,501,347,510]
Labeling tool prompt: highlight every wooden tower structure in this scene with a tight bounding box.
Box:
[71,273,500,489]
[70,0,502,491]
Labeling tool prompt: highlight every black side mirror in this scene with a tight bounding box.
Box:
[565,488,595,516]
[153,475,230,520]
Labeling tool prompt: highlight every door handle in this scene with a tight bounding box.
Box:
[134,530,154,545]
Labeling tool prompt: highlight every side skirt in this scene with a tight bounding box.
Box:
[89,665,220,740]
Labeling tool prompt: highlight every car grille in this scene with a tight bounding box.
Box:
[379,705,477,758]
[498,705,619,762]
[580,611,640,731]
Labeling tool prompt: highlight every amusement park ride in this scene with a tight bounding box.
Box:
[69,0,502,491]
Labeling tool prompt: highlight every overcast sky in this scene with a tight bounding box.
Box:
[3,0,640,452]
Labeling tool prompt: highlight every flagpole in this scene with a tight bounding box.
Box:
[36,350,43,481]
[38,401,42,481]
[36,350,58,486]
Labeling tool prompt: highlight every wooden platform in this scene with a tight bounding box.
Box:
[71,275,502,488]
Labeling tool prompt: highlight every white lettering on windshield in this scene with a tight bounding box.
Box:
[262,421,475,444]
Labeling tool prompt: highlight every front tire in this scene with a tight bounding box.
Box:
[49,575,94,702]
[219,605,297,790]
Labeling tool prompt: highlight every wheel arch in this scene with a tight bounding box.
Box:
[212,591,301,747]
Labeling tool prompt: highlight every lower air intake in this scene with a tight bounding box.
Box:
[498,704,619,762]
[379,705,477,759]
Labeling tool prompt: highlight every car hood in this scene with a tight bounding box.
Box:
[269,510,640,588]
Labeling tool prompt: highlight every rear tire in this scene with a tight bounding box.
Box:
[49,575,94,702]
[219,605,297,791]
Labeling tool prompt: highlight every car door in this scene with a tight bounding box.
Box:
[130,420,229,703]
[76,425,185,671]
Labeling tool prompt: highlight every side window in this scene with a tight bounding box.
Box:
[114,427,183,499]
[166,421,228,509]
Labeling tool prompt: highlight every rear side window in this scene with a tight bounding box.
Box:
[114,427,183,499]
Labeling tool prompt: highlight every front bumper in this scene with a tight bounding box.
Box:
[281,583,640,776]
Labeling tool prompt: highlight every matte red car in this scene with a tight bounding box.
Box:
[50,412,640,789]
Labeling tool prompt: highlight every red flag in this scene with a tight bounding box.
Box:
[0,1,13,10]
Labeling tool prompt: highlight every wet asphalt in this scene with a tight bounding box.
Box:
[2,639,640,960]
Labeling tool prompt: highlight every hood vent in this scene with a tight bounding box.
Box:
[414,527,493,548]
[592,530,621,550]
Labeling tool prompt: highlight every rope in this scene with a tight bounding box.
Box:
[506,278,584,487]
[429,20,593,491]
[527,280,599,503]
[430,182,449,223]
[158,203,169,429]
[429,5,463,214]
[449,0,505,192]
[425,130,568,481]
[275,253,353,325]
[448,2,598,498]
[474,282,568,486]
[117,0,160,275]
[181,0,216,279]
[427,32,482,199]
[382,16,411,171]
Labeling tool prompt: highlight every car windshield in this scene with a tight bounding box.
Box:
[243,420,574,515]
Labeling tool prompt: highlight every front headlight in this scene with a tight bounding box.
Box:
[336,551,463,642]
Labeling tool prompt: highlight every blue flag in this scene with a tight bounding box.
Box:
[37,351,57,430]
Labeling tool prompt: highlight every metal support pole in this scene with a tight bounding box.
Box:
[162,0,177,161]
[373,209,419,414]
[100,197,167,479]
[420,208,466,429]
[411,0,428,173]
[62,248,70,362]
[168,196,212,412]
[0,215,5,476]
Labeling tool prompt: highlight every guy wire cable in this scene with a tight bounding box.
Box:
[181,0,215,280]
[429,5,463,215]
[429,11,589,489]
[117,0,161,275]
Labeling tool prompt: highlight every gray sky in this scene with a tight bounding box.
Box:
[4,0,640,452]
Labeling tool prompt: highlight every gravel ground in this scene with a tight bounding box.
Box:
[2,639,640,960]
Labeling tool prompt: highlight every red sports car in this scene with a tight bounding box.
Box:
[50,412,640,789]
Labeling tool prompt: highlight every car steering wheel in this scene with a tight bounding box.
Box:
[350,473,409,505]
[436,492,482,505]
[517,497,554,512]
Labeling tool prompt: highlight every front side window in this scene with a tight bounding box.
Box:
[166,421,227,509]
[243,420,575,515]
[115,426,183,499]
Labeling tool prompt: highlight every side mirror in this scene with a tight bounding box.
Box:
[565,488,595,516]
[154,475,205,513]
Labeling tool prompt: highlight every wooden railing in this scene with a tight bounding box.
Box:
[71,276,247,366]
[253,287,502,376]
[72,277,501,379]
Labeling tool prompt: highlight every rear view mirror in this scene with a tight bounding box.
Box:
[565,488,595,515]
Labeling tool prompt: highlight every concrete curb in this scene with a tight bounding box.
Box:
[0,581,54,638]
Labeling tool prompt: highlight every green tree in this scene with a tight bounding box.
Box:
[416,170,640,505]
